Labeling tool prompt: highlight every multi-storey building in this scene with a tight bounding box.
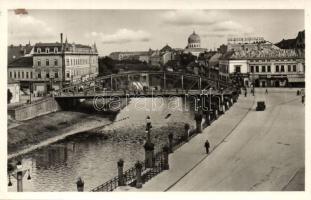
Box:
[8,33,99,94]
[219,48,305,87]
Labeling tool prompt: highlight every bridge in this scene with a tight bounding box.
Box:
[54,71,235,99]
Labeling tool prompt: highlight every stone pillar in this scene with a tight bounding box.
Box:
[76,177,84,192]
[117,159,125,186]
[184,123,190,142]
[16,171,23,192]
[195,113,203,133]
[135,161,143,189]
[162,146,170,170]
[168,133,174,153]
[214,109,218,119]
[205,111,210,126]
[144,141,155,168]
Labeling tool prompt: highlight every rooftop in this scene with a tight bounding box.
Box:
[8,56,33,68]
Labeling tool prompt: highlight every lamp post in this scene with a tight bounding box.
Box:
[8,161,31,192]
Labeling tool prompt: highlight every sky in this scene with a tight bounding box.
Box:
[8,9,304,56]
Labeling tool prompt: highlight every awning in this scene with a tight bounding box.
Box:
[288,77,305,83]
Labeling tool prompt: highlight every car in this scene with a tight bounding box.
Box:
[256,101,266,111]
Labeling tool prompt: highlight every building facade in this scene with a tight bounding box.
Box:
[8,34,99,94]
[219,48,305,87]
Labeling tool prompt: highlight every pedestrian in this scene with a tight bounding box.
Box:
[244,90,247,97]
[265,89,268,94]
[204,140,210,154]
[302,95,305,104]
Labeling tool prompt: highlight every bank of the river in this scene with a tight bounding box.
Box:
[8,111,112,158]
[8,98,129,158]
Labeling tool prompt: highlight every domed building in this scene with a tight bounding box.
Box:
[184,31,207,57]
[187,31,201,48]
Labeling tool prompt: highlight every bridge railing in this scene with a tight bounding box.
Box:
[55,71,232,94]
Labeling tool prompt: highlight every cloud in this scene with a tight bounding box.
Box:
[201,20,254,38]
[86,29,151,44]
[9,13,54,42]
[162,10,225,26]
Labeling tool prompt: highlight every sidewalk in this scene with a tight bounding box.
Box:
[138,94,255,191]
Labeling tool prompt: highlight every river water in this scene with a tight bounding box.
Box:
[8,97,197,192]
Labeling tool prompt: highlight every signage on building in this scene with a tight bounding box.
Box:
[228,37,265,44]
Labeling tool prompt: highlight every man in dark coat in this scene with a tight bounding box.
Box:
[204,140,210,154]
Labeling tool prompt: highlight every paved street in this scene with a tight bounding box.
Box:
[140,88,304,191]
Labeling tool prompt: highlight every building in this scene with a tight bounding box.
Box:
[227,36,278,52]
[8,33,99,94]
[183,31,208,57]
[8,42,33,64]
[219,48,305,87]
[275,30,305,49]
[8,79,20,104]
[8,56,35,89]
[32,34,98,92]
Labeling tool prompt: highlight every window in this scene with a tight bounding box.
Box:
[276,65,279,72]
[288,65,291,72]
[66,59,69,66]
[267,66,271,72]
[46,59,49,66]
[14,71,16,78]
[18,71,20,78]
[45,48,49,53]
[281,65,284,72]
[55,72,58,78]
[262,66,266,73]
[54,59,58,66]
[46,73,50,78]
[293,65,297,72]
[22,71,24,79]
[9,71,12,78]
[26,72,29,79]
[31,72,33,79]
[38,73,41,78]
[234,65,241,73]
[38,60,41,67]
[256,66,259,73]
[37,48,41,53]
[250,66,254,73]
[54,47,58,53]
[66,72,70,78]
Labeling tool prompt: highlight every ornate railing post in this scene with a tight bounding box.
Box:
[195,112,203,133]
[168,133,174,153]
[162,146,170,170]
[144,141,155,168]
[117,159,125,186]
[184,123,190,142]
[135,161,143,189]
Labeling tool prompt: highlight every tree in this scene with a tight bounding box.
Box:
[180,53,196,67]
[8,89,13,104]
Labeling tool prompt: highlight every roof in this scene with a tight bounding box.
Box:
[223,48,302,60]
[8,44,33,64]
[8,56,33,68]
[188,31,200,43]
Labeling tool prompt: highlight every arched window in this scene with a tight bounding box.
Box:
[37,48,41,53]
[45,48,49,53]
[46,59,49,66]
[54,47,58,53]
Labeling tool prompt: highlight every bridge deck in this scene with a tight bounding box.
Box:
[54,90,236,99]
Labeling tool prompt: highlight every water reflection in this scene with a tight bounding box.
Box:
[8,97,196,192]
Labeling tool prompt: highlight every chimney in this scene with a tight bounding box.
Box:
[60,33,63,44]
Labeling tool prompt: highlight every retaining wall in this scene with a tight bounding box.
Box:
[8,97,61,121]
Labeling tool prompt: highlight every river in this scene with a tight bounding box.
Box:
[8,97,197,192]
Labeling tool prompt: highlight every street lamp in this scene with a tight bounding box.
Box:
[8,161,31,192]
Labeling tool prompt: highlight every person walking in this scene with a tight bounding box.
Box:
[265,89,268,94]
[204,140,210,154]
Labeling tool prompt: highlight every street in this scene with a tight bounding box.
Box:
[140,88,304,191]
